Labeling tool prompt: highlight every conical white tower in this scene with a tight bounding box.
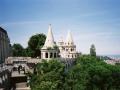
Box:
[43,24,55,49]
[58,30,78,59]
[66,31,74,45]
[41,24,58,60]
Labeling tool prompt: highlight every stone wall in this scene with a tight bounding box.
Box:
[0,27,11,64]
[0,69,11,90]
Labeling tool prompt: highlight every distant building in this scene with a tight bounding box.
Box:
[41,24,80,60]
[0,27,11,64]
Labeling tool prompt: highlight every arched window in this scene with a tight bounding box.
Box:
[45,53,48,58]
[68,55,69,58]
[54,53,56,58]
[50,53,53,58]
[72,55,73,58]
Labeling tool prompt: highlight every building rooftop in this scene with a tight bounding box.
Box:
[0,27,7,35]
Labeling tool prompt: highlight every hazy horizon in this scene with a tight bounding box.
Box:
[0,0,120,55]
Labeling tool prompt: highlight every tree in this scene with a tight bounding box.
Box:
[28,33,46,57]
[12,43,24,56]
[30,55,120,90]
[90,44,96,57]
[75,55,120,90]
[24,47,34,57]
[30,59,65,90]
[64,64,88,90]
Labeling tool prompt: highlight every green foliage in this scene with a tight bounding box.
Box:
[64,64,88,90]
[30,59,65,90]
[67,55,120,90]
[23,47,33,57]
[11,34,46,57]
[30,55,120,90]
[53,45,59,50]
[47,47,52,50]
[28,33,46,57]
[12,43,25,56]
[47,45,59,50]
[12,43,34,57]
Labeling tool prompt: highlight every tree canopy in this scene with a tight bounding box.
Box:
[30,59,65,90]
[11,33,46,57]
[30,55,120,90]
[64,55,120,90]
[12,43,25,56]
[28,33,46,57]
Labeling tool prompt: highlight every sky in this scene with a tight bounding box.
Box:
[0,0,120,55]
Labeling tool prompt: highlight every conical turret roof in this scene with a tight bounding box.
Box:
[66,31,74,45]
[43,24,55,48]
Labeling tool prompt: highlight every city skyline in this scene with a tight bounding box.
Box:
[0,0,120,55]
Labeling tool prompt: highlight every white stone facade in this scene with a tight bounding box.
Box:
[58,31,79,59]
[41,25,79,60]
[41,25,59,60]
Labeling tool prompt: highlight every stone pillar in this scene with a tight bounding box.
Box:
[53,53,54,58]
[41,52,43,59]
[43,52,45,59]
[42,52,45,59]
[48,52,50,59]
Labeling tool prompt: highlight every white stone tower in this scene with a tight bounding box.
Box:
[41,24,58,60]
[58,31,78,58]
[66,31,74,46]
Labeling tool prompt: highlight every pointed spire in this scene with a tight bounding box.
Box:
[66,30,74,45]
[44,24,55,48]
[59,36,64,42]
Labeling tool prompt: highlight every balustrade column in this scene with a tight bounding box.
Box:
[48,52,50,59]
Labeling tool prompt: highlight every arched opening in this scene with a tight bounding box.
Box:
[45,52,48,58]
[72,55,73,58]
[54,53,56,58]
[71,48,74,51]
[66,49,68,51]
[50,53,53,58]
[68,55,69,58]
